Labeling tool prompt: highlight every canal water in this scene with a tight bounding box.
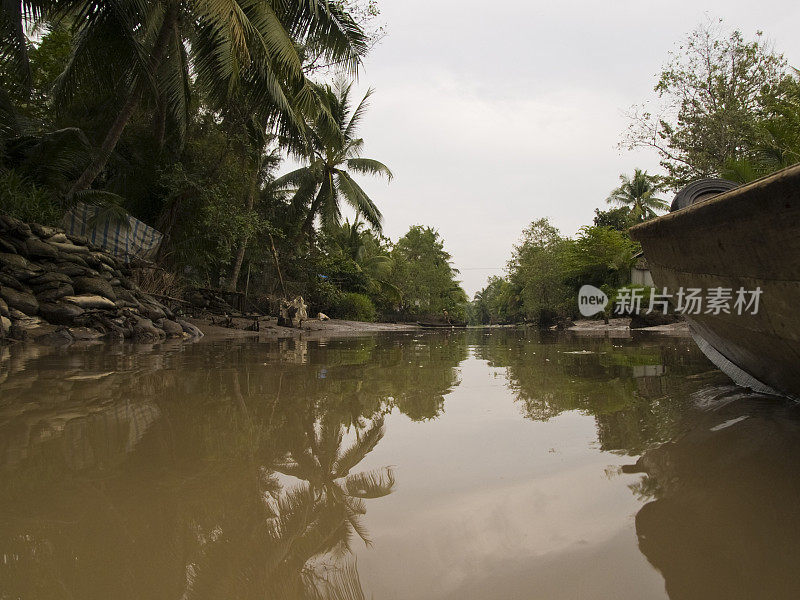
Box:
[2,330,799,599]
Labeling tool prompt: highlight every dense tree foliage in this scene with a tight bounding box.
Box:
[624,20,800,188]
[389,225,468,323]
[593,206,633,231]
[0,1,467,321]
[471,217,638,326]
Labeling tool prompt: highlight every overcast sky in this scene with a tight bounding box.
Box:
[325,0,800,296]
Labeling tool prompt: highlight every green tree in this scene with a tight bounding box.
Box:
[563,225,638,289]
[5,0,368,195]
[507,218,572,325]
[593,206,633,231]
[606,169,668,223]
[326,218,399,305]
[470,276,519,325]
[274,81,392,241]
[391,225,468,321]
[496,219,639,326]
[624,21,790,187]
[0,24,71,134]
[722,69,800,182]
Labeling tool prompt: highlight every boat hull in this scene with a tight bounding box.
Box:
[629,164,800,399]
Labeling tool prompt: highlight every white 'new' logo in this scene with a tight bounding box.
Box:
[578,285,608,317]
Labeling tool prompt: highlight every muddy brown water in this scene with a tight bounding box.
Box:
[2,330,799,599]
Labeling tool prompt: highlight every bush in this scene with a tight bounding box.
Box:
[306,279,346,316]
[0,170,63,226]
[337,292,376,322]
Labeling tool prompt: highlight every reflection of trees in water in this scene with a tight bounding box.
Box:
[184,416,394,600]
[179,333,468,426]
[0,333,466,599]
[471,330,717,454]
[623,388,800,599]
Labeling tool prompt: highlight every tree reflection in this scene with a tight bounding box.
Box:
[183,413,395,599]
[471,330,714,454]
[0,333,467,600]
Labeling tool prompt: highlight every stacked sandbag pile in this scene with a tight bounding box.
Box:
[0,214,202,342]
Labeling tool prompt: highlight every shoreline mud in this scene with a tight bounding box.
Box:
[567,317,690,336]
[2,314,692,348]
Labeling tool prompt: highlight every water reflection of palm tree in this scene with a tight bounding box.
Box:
[184,414,394,600]
[275,414,395,547]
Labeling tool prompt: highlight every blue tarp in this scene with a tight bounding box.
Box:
[63,203,163,262]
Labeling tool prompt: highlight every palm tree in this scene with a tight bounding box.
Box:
[273,80,392,241]
[329,217,401,302]
[1,0,369,196]
[606,168,669,223]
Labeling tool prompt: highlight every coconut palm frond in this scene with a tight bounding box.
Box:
[606,168,667,223]
[346,157,392,181]
[341,467,396,499]
[335,170,381,230]
[0,0,46,90]
[332,417,384,478]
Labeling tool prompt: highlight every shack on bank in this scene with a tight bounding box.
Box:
[630,251,654,287]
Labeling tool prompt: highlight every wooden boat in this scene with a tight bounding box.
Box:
[629,163,800,399]
[416,321,467,329]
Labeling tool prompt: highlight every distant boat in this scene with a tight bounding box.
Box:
[629,163,800,399]
[417,321,467,329]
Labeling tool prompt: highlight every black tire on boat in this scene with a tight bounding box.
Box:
[670,178,739,212]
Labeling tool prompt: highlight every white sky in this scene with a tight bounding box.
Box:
[322,0,800,296]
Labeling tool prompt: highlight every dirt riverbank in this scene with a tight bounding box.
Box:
[567,317,690,336]
[189,316,420,340]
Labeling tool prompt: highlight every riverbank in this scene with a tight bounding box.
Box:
[567,317,690,336]
[0,214,200,343]
[190,316,420,340]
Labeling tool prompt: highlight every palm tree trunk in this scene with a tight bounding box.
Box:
[296,178,329,243]
[68,89,142,195]
[68,4,178,195]
[154,92,167,153]
[228,160,261,291]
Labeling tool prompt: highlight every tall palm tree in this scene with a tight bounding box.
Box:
[606,168,669,223]
[273,80,392,241]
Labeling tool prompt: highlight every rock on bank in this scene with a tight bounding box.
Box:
[0,214,201,343]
